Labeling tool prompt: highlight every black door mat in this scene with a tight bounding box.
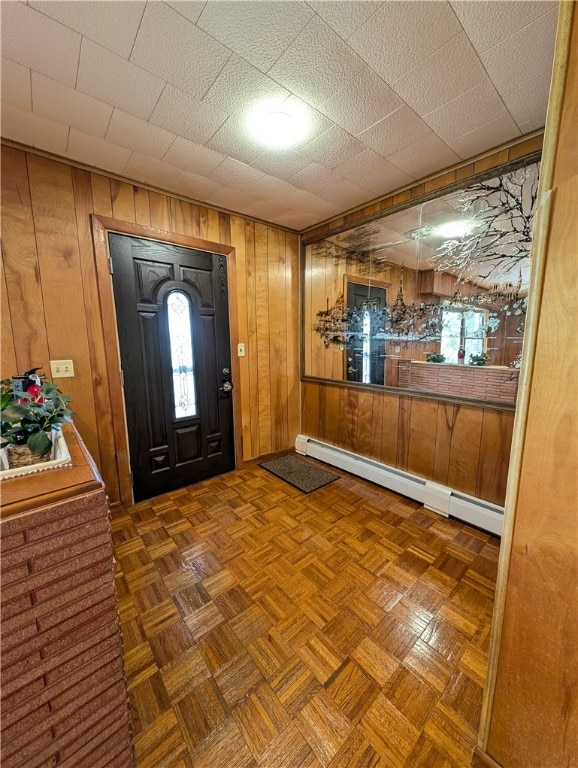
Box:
[259,455,340,493]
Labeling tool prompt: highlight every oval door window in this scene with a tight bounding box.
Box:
[167,290,198,419]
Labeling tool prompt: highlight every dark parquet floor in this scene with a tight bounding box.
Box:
[111,459,499,768]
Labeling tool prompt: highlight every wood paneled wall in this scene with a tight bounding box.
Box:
[480,6,577,765]
[1,147,300,505]
[302,381,513,506]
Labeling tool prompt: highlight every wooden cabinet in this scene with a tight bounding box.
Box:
[0,427,135,768]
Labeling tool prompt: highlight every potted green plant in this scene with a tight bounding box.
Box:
[1,379,74,468]
[425,353,446,363]
[469,353,489,366]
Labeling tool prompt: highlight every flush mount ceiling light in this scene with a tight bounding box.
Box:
[247,98,311,149]
[434,220,475,238]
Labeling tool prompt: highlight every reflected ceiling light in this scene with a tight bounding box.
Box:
[247,98,311,149]
[434,220,474,238]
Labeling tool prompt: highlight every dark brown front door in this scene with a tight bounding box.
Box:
[109,234,234,502]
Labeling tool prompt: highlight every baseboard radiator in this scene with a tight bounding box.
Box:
[295,434,503,536]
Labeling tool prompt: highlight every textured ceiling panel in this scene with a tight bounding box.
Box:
[77,39,164,119]
[1,1,81,87]
[0,0,557,229]
[130,2,231,99]
[422,80,508,142]
[28,0,146,58]
[1,57,32,111]
[106,109,177,161]
[32,73,113,139]
[450,0,557,53]
[196,1,314,73]
[267,15,366,108]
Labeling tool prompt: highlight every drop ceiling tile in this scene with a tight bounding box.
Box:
[1,2,80,87]
[240,198,292,221]
[29,0,146,58]
[203,55,289,115]
[300,124,367,169]
[387,133,459,179]
[250,150,311,181]
[163,136,227,176]
[106,109,176,160]
[1,102,69,155]
[357,106,431,158]
[348,1,461,83]
[319,67,403,135]
[77,39,165,120]
[288,162,342,195]
[130,2,230,99]
[268,15,366,108]
[318,178,374,209]
[1,57,32,111]
[32,73,113,139]
[170,169,223,201]
[480,9,558,95]
[66,129,131,175]
[284,189,341,218]
[392,33,487,116]
[124,152,185,188]
[196,1,314,73]
[207,186,261,213]
[272,210,322,229]
[149,84,228,145]
[447,114,521,159]
[423,79,508,142]
[248,176,300,204]
[450,0,557,54]
[503,75,551,130]
[211,157,265,192]
[164,1,206,25]
[334,150,414,195]
[307,1,384,40]
[206,115,267,165]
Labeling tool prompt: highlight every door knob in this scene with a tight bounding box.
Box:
[220,381,233,392]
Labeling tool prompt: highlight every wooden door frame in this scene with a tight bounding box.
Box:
[91,214,243,507]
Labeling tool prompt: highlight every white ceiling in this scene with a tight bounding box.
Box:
[0,1,557,230]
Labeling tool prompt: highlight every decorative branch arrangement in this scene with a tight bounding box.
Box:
[430,163,540,282]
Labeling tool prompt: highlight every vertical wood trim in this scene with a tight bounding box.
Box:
[110,181,136,223]
[0,255,17,379]
[90,217,133,507]
[230,216,251,460]
[255,223,271,456]
[286,232,301,447]
[477,2,575,750]
[134,187,151,227]
[71,167,119,497]
[26,155,99,462]
[244,221,259,459]
[90,174,112,217]
[1,148,50,373]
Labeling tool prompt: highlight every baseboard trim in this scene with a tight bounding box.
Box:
[295,434,504,536]
[472,746,503,768]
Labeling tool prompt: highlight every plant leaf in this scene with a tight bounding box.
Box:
[27,430,52,456]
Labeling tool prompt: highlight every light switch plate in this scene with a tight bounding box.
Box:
[50,359,75,378]
[237,343,246,357]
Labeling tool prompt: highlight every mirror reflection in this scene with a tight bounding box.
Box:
[303,160,539,406]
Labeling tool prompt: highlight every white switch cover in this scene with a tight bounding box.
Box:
[237,343,246,357]
[50,359,75,378]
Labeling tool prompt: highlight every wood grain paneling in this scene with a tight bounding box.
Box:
[1,147,300,506]
[484,7,577,766]
[301,381,513,506]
